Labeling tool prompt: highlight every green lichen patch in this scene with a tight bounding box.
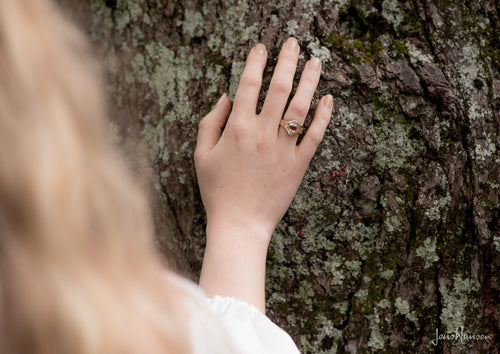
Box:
[395,297,417,322]
[369,114,423,171]
[381,0,403,29]
[178,9,204,38]
[113,0,144,31]
[366,309,386,349]
[204,0,259,60]
[142,42,202,121]
[416,237,440,269]
[424,193,451,222]
[439,275,480,333]
[228,61,245,99]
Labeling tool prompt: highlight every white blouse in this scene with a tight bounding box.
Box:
[169,274,300,354]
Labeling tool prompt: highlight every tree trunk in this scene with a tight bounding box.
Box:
[62,0,499,352]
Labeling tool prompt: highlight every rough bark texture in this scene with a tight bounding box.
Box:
[62,0,499,352]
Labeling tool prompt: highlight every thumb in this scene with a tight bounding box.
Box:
[195,94,232,160]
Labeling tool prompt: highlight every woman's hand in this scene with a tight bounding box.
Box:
[195,38,333,311]
[195,37,332,239]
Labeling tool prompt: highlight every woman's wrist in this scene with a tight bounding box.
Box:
[199,217,272,313]
[205,213,275,246]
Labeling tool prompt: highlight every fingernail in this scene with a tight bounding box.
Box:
[215,93,226,108]
[286,37,298,51]
[310,57,321,71]
[324,94,333,109]
[254,43,266,55]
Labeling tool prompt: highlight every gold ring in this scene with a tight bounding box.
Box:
[279,119,304,136]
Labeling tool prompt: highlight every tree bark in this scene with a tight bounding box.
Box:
[62,0,499,352]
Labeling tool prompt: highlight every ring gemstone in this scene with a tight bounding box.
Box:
[280,119,304,136]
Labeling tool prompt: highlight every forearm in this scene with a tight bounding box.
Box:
[195,39,332,315]
[199,219,271,313]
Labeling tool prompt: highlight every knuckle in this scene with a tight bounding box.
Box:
[271,80,291,96]
[229,121,268,151]
[230,119,246,133]
[240,74,262,89]
[198,116,209,129]
[308,130,323,145]
[228,120,248,141]
[193,148,204,164]
[289,101,309,118]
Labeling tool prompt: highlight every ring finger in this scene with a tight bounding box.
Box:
[278,57,322,142]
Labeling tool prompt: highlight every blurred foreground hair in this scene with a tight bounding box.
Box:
[0,0,188,353]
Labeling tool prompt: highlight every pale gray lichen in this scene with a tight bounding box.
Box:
[333,301,349,314]
[384,213,404,234]
[439,275,480,332]
[228,61,246,99]
[297,281,315,311]
[143,42,202,121]
[305,33,332,62]
[241,23,260,43]
[207,20,223,52]
[416,237,440,268]
[318,245,364,284]
[355,289,368,303]
[127,0,143,19]
[379,269,394,280]
[453,43,490,123]
[335,105,363,131]
[131,26,145,48]
[425,193,451,222]
[329,0,350,10]
[215,0,259,59]
[142,12,152,26]
[358,5,378,18]
[326,254,345,285]
[494,236,500,253]
[300,0,321,21]
[89,0,114,42]
[473,134,497,161]
[328,220,380,260]
[178,9,205,38]
[347,260,363,277]
[395,297,417,322]
[370,116,422,170]
[378,299,391,309]
[313,314,342,353]
[204,64,223,96]
[367,309,386,349]
[286,20,299,36]
[404,40,433,64]
[269,14,280,27]
[141,119,165,164]
[381,0,404,29]
[114,0,144,31]
[456,44,482,90]
[130,52,148,83]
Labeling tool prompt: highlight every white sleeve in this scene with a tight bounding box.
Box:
[205,296,300,354]
[167,273,300,354]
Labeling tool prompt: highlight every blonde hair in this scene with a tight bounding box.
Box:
[0,0,189,353]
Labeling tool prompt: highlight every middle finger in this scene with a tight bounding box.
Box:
[260,37,300,125]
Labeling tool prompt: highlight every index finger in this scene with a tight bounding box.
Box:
[232,44,267,118]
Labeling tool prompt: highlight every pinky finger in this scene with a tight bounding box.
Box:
[296,95,333,164]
